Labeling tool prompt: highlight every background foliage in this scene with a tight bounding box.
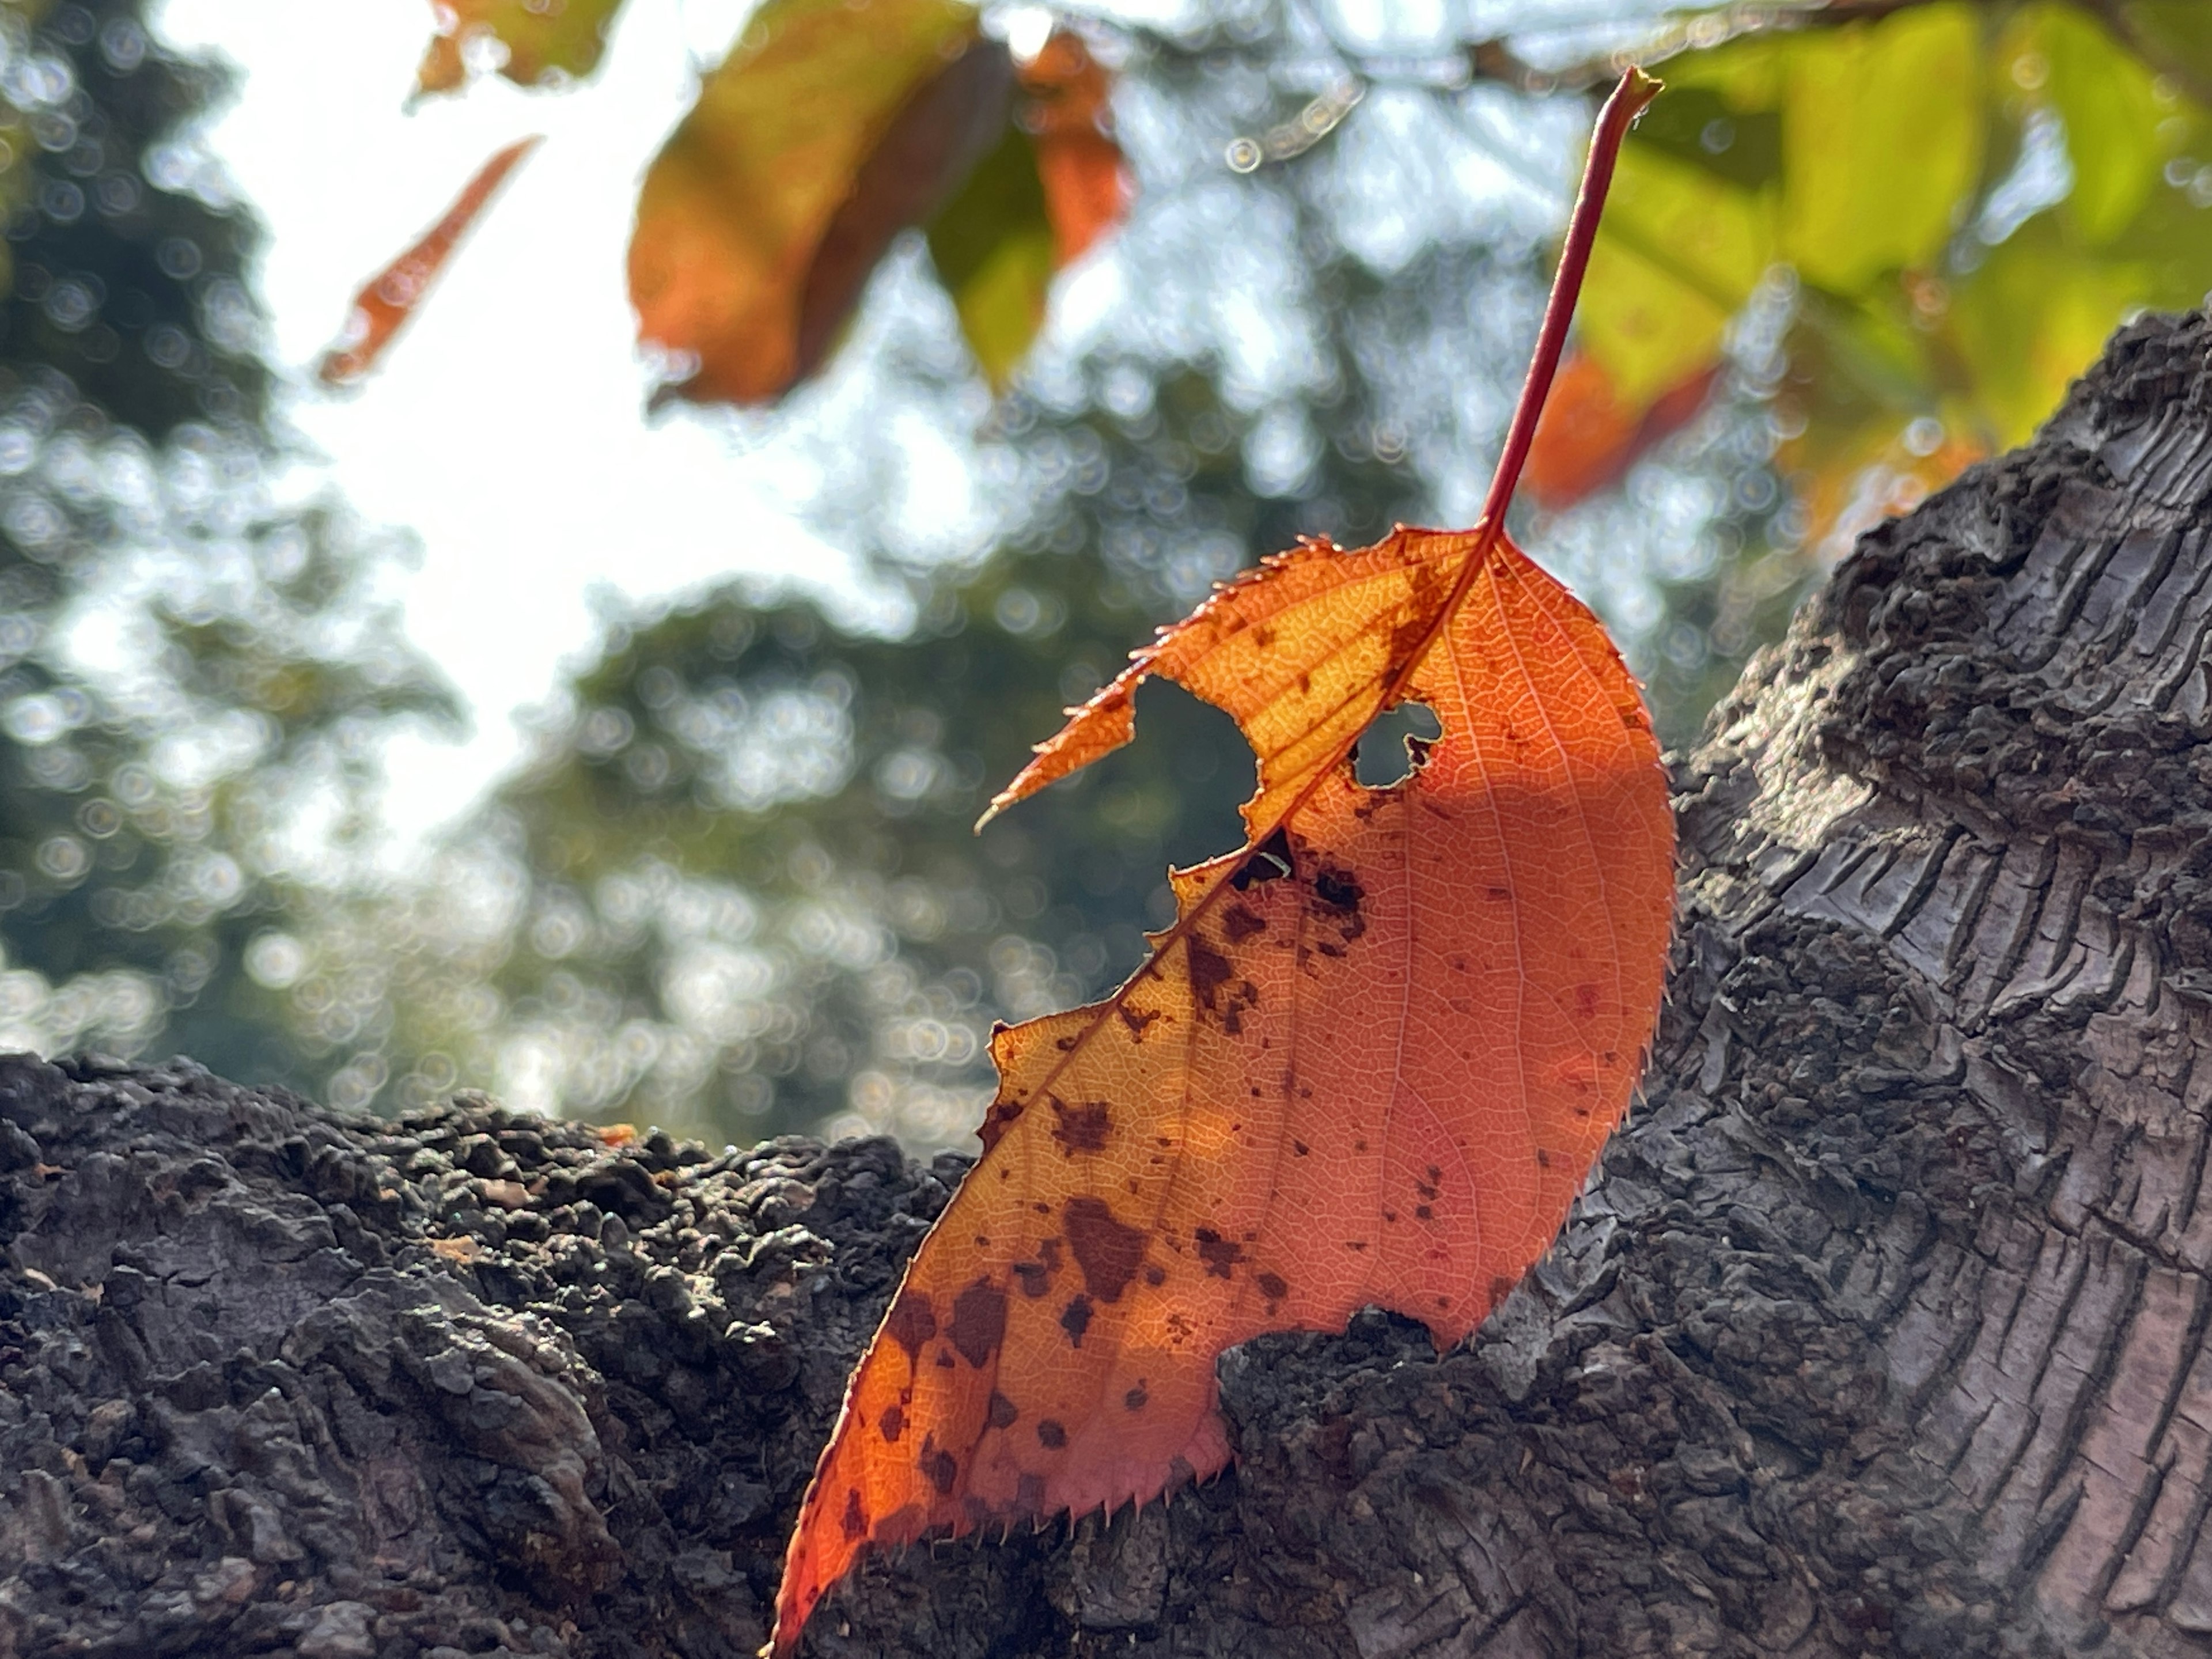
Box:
[2,0,2209,1150]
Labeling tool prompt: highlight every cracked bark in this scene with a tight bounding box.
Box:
[9,310,2212,1658]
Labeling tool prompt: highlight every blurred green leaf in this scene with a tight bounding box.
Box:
[1627,80,1781,192]
[927,127,1056,387]
[2025,3,2167,243]
[1584,145,1770,407]
[415,0,630,95]
[1551,0,2212,553]
[2116,1,2212,91]
[1953,215,2149,444]
[1778,3,1983,291]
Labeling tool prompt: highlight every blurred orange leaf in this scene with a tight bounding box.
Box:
[1522,352,1718,508]
[1017,31,1128,267]
[628,0,992,406]
[770,69,1671,1657]
[317,135,541,387]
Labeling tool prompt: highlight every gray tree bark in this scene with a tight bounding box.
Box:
[7,309,2212,1659]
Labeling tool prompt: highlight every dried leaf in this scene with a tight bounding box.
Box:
[317,135,541,387]
[770,68,1671,1658]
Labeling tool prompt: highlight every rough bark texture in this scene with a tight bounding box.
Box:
[9,311,2212,1659]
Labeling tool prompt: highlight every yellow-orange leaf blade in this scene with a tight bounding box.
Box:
[773,524,1673,1652]
[771,65,1668,1659]
[414,0,627,96]
[986,530,1464,840]
[317,136,541,388]
[626,0,984,407]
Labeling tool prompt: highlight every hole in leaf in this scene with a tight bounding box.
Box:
[1354,701,1442,787]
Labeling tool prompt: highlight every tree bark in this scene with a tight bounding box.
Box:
[7,310,2212,1659]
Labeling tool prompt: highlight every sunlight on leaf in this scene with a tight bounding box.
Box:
[1536,0,2212,556]
[922,31,1130,387]
[770,69,1673,1658]
[628,0,987,406]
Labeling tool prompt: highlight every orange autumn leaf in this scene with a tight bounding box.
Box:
[771,69,1672,1657]
[627,0,986,407]
[317,135,541,387]
[1522,351,1718,509]
[1016,31,1127,268]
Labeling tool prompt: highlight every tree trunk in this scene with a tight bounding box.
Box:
[8,310,2212,1659]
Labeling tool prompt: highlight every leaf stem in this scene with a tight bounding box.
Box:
[1478,65,1660,532]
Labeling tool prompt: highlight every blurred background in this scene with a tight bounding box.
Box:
[0,0,2203,1150]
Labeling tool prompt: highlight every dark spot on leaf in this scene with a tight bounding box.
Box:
[1194,1227,1244,1279]
[1144,1264,1166,1286]
[1256,1271,1289,1301]
[1063,1196,1146,1301]
[1415,1204,1433,1220]
[1224,904,1267,943]
[935,1348,956,1368]
[978,1098,1024,1152]
[842,1488,868,1541]
[879,1404,905,1444]
[1313,865,1363,914]
[1050,1097,1112,1155]
[1014,1262,1050,1298]
[921,1437,957,1495]
[1118,1004,1161,1040]
[1293,1140,1309,1156]
[950,1279,1007,1368]
[1124,1384,1148,1411]
[885,1291,937,1362]
[1059,1294,1093,1346]
[1187,935,1233,1013]
[1038,1419,1067,1449]
[1537,1148,1552,1168]
[987,1391,1018,1430]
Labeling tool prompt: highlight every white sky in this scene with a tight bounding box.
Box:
[143,0,1570,855]
[154,0,868,848]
